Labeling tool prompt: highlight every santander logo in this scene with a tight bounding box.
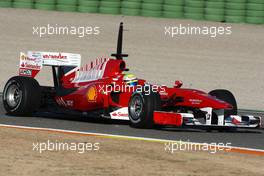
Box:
[43,53,67,59]
[21,62,41,70]
[110,107,129,120]
[112,112,128,117]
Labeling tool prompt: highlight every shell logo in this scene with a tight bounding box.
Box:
[87,86,97,102]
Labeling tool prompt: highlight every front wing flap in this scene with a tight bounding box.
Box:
[153,111,262,129]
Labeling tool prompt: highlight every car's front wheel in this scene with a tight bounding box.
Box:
[2,76,41,116]
[209,89,237,117]
[128,90,161,128]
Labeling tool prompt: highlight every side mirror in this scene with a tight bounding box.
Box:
[174,80,183,88]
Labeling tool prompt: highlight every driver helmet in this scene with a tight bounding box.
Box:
[123,74,138,86]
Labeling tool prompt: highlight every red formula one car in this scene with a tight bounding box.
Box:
[2,23,261,129]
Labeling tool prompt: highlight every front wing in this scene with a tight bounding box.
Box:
[108,108,262,129]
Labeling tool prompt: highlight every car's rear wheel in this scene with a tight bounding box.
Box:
[3,76,41,116]
[128,89,161,128]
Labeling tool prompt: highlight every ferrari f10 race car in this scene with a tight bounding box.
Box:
[2,23,261,130]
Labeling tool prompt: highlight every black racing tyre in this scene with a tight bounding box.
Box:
[128,89,161,128]
[209,89,237,117]
[2,76,41,116]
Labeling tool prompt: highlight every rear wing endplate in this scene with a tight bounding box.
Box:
[19,51,81,78]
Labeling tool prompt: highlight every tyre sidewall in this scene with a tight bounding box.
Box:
[209,89,237,117]
[2,76,41,115]
[128,90,160,128]
[128,92,146,125]
[3,79,23,113]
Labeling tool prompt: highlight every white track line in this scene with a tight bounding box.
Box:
[0,123,263,155]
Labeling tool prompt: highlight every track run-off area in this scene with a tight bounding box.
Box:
[0,93,263,154]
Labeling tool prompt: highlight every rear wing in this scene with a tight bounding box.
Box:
[19,51,81,78]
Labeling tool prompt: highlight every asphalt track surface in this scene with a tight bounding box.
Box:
[0,94,263,150]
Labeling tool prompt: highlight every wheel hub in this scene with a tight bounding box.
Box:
[130,95,143,120]
[6,84,22,108]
